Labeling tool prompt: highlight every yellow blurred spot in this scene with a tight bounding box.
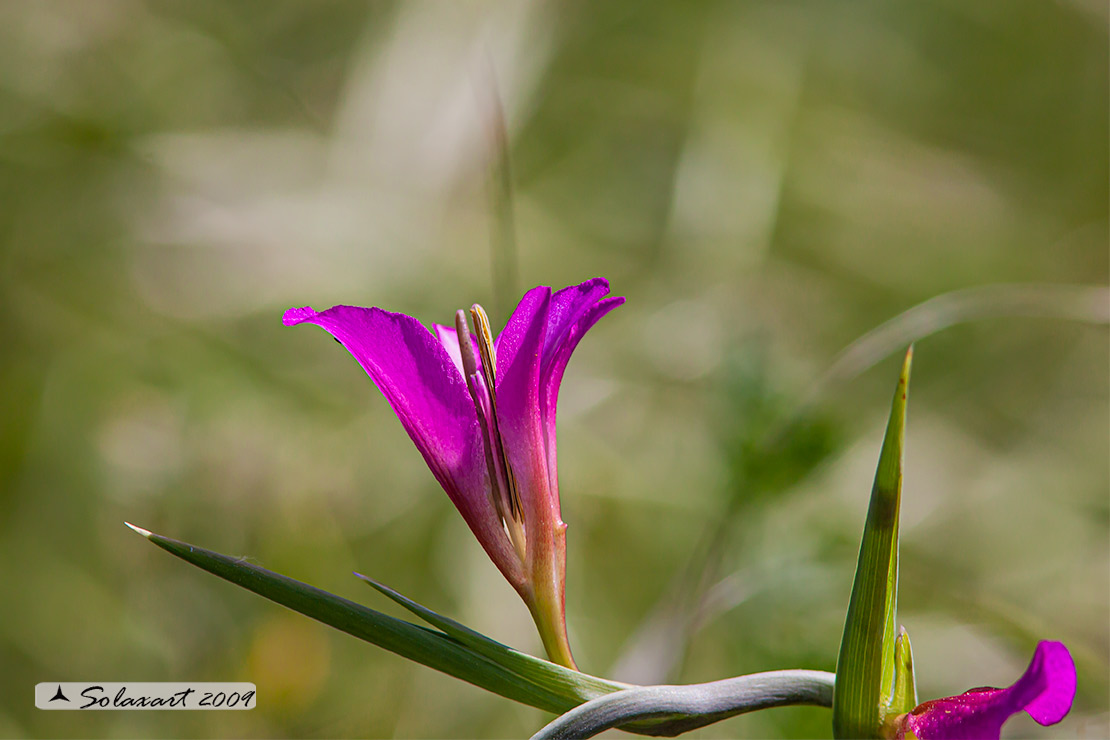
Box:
[246,614,331,713]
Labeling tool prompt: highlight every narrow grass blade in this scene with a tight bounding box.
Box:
[833,347,912,739]
[125,524,597,714]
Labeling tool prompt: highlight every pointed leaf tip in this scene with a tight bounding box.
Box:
[124,522,153,538]
[888,626,918,715]
[900,345,913,391]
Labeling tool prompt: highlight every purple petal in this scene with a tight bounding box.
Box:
[433,323,482,380]
[493,286,554,523]
[432,323,465,376]
[494,285,551,390]
[541,278,613,369]
[284,305,522,585]
[1023,641,1077,726]
[540,295,624,424]
[900,641,1076,740]
[431,323,472,378]
[493,281,624,518]
[538,295,624,492]
[284,306,476,481]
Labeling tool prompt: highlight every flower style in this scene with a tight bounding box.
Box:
[886,640,1076,740]
[284,278,623,669]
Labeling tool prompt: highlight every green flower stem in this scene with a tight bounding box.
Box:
[527,519,577,670]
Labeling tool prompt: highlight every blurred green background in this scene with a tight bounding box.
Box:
[1,1,1106,738]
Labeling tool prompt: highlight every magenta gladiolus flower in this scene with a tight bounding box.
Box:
[283,278,623,668]
[887,640,1076,740]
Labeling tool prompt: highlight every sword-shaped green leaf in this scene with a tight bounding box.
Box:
[833,347,912,739]
[126,525,837,736]
[125,523,625,715]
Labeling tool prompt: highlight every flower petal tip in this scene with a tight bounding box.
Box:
[580,276,610,292]
[1025,640,1076,727]
[283,306,319,326]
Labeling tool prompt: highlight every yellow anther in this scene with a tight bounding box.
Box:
[469,304,498,402]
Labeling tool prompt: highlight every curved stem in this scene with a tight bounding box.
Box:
[530,670,835,740]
